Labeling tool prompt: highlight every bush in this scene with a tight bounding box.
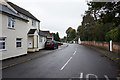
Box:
[105,26,120,42]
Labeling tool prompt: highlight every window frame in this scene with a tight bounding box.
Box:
[16,38,22,48]
[32,19,36,26]
[0,38,6,51]
[8,17,15,29]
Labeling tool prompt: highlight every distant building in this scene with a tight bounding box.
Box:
[39,30,47,49]
[42,31,54,41]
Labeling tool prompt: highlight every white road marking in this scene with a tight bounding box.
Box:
[104,75,110,80]
[60,57,72,70]
[80,72,83,78]
[86,74,98,80]
[71,72,83,79]
[73,51,76,55]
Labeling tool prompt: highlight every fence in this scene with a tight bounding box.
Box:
[81,41,120,54]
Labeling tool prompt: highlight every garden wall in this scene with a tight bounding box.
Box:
[81,41,120,54]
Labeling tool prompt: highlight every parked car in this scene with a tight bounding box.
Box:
[45,40,58,49]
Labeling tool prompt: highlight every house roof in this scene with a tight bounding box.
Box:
[0,4,28,22]
[39,30,47,37]
[7,1,40,22]
[28,29,37,34]
[42,31,53,37]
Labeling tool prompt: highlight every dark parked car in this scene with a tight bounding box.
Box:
[45,40,58,49]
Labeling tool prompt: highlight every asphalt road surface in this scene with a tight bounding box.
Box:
[2,44,119,79]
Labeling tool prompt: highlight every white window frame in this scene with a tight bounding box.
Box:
[32,20,36,26]
[8,17,15,29]
[0,38,6,51]
[16,38,22,48]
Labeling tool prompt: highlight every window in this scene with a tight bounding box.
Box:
[16,38,22,48]
[0,38,6,50]
[32,20,36,26]
[8,17,15,28]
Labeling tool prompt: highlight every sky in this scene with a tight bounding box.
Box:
[9,0,88,38]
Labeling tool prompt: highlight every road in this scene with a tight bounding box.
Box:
[2,44,119,79]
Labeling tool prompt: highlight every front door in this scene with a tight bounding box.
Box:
[28,37,33,48]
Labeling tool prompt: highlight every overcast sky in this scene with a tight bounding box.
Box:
[9,0,88,38]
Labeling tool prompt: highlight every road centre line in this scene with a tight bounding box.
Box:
[60,57,72,70]
[73,51,76,55]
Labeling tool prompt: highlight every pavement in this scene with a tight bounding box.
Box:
[2,44,119,79]
[2,43,68,70]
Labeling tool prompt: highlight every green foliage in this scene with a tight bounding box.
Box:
[69,29,76,40]
[105,26,120,42]
[61,36,67,42]
[53,32,60,41]
[77,1,120,42]
[66,27,76,41]
[87,1,120,26]
[77,23,114,41]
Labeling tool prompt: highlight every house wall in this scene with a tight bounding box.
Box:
[39,36,46,50]
[0,14,2,60]
[1,14,28,60]
[27,18,40,51]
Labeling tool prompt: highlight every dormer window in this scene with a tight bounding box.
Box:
[32,20,36,26]
[8,17,15,29]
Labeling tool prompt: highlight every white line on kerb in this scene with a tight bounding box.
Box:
[104,75,110,80]
[60,57,72,70]
[73,51,76,55]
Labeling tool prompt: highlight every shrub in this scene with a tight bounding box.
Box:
[105,26,120,42]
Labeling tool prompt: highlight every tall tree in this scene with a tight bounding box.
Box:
[56,32,60,41]
[66,27,73,41]
[69,29,76,40]
[87,2,120,26]
[53,32,60,41]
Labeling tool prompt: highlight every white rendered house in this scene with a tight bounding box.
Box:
[0,0,41,60]
[0,3,29,60]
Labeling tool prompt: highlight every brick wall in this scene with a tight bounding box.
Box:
[81,41,120,54]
